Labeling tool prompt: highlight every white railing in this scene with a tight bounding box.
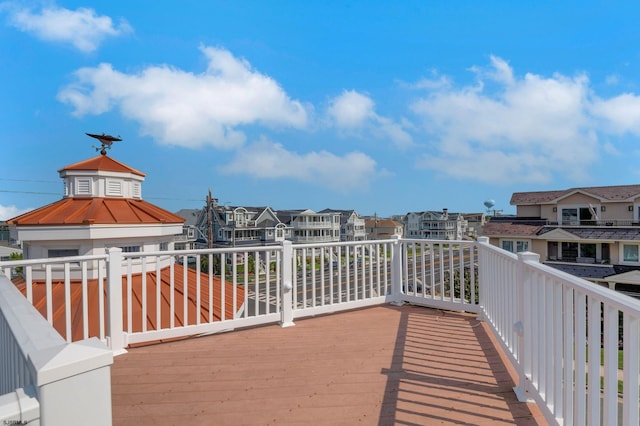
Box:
[0,274,112,425]
[1,237,638,425]
[477,237,640,426]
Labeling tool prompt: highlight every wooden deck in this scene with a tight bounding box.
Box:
[111,304,547,425]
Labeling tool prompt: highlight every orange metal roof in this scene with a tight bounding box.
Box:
[13,264,244,345]
[8,197,184,225]
[59,154,146,177]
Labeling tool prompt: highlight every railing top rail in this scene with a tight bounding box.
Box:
[402,238,473,245]
[0,253,107,267]
[292,239,396,250]
[122,245,284,259]
[523,257,640,316]
[0,275,65,354]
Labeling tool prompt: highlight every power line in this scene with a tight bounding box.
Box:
[146,196,205,202]
[0,189,58,195]
[0,178,59,184]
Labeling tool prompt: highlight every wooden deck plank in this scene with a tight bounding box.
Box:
[112,304,547,425]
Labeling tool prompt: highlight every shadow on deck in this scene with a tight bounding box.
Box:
[111,304,546,425]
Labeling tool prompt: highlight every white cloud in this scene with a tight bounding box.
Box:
[327,90,413,148]
[58,46,309,148]
[590,93,640,135]
[220,137,378,191]
[0,203,30,221]
[4,3,132,52]
[327,90,375,128]
[412,75,452,90]
[411,57,599,184]
[486,55,515,86]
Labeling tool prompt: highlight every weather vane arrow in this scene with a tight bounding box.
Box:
[86,132,122,155]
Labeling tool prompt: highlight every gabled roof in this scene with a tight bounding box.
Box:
[9,197,184,226]
[59,154,146,177]
[175,209,201,226]
[12,264,243,346]
[365,219,403,228]
[511,184,640,205]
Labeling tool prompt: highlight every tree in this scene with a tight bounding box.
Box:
[9,252,23,275]
[198,253,221,274]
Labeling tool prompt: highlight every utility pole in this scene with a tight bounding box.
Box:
[207,189,213,249]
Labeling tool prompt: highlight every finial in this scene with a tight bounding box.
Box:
[86,132,122,155]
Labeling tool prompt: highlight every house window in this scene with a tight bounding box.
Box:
[160,242,168,251]
[623,245,639,262]
[501,240,529,253]
[579,243,596,258]
[48,249,79,258]
[120,246,141,253]
[561,207,597,225]
[561,242,579,260]
[561,208,578,225]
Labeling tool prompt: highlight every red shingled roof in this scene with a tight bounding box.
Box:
[8,197,184,226]
[511,184,640,205]
[12,264,243,346]
[482,221,542,237]
[59,155,145,177]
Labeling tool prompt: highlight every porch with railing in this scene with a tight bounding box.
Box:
[1,237,639,425]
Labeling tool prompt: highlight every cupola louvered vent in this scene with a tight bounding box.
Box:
[133,182,141,198]
[106,179,123,196]
[76,178,91,195]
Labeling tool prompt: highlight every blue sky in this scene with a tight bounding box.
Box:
[3,1,640,220]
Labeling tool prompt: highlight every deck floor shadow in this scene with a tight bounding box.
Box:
[111,304,547,425]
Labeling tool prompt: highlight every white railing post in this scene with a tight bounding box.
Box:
[30,338,113,425]
[390,236,403,305]
[514,251,539,401]
[106,247,126,354]
[280,241,295,327]
[476,237,490,320]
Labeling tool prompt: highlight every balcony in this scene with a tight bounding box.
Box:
[1,238,639,425]
[294,220,338,229]
[492,217,640,228]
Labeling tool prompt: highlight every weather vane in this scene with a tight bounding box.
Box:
[86,132,122,155]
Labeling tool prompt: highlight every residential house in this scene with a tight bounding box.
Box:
[405,209,468,240]
[462,212,487,239]
[482,184,640,296]
[174,208,204,250]
[212,205,291,247]
[277,209,341,243]
[0,221,11,246]
[365,218,404,239]
[319,209,366,241]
